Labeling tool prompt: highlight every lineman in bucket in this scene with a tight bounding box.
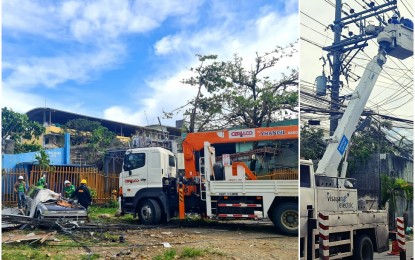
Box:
[14,176,27,209]
[63,180,75,198]
[71,179,92,210]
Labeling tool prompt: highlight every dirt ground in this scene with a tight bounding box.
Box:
[2,220,298,260]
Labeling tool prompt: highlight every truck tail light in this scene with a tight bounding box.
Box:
[119,187,123,196]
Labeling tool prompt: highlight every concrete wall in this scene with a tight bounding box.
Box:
[2,133,71,170]
[347,153,413,227]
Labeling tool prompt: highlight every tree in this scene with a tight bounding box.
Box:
[300,125,326,160]
[165,43,298,132]
[64,119,102,146]
[381,175,413,229]
[35,148,51,172]
[300,118,396,163]
[89,126,116,161]
[64,118,116,163]
[349,119,394,162]
[2,107,45,153]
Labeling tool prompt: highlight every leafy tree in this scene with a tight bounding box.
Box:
[35,148,51,171]
[300,125,325,160]
[165,43,298,132]
[14,143,43,153]
[381,175,413,228]
[89,126,116,161]
[300,118,395,163]
[64,118,116,162]
[349,119,394,162]
[2,107,45,153]
[64,119,102,145]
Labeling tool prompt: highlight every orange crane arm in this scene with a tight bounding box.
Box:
[182,125,298,179]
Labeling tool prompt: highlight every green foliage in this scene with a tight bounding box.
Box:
[106,200,119,208]
[35,148,51,171]
[381,175,413,211]
[2,107,45,153]
[64,118,116,162]
[180,247,206,258]
[300,125,325,160]
[153,249,177,260]
[165,44,298,132]
[349,119,395,163]
[88,187,97,199]
[80,254,100,260]
[2,244,44,260]
[14,143,43,153]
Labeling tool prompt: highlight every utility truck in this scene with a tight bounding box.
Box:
[300,16,413,259]
[119,125,299,235]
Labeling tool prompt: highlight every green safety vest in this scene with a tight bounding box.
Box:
[17,182,25,192]
[37,178,46,188]
[64,185,75,197]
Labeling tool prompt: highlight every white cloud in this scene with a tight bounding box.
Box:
[3,0,204,90]
[133,8,300,126]
[103,69,197,126]
[4,44,124,89]
[3,0,300,129]
[154,35,183,55]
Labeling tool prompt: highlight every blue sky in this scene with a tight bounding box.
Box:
[2,0,299,127]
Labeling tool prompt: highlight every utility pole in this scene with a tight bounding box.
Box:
[330,0,343,135]
[323,0,398,135]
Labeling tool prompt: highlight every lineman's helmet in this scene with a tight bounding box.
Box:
[81,179,87,184]
[18,176,24,180]
[64,180,70,185]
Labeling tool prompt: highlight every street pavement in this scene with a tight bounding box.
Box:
[374,240,413,259]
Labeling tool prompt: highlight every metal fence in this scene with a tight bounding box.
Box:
[2,166,119,206]
[257,168,298,180]
[2,168,29,206]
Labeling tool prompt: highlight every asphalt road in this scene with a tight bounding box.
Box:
[374,240,413,259]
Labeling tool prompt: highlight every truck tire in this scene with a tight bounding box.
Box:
[272,202,298,236]
[213,163,224,180]
[138,198,161,225]
[354,234,373,260]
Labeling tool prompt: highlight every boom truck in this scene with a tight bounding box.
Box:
[300,17,413,259]
[119,125,299,235]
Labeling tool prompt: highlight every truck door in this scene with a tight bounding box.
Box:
[122,151,148,194]
[147,151,162,188]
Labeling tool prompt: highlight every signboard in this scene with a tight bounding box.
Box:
[222,154,230,166]
[337,135,349,155]
[228,129,255,139]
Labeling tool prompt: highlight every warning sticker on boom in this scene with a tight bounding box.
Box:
[337,135,349,155]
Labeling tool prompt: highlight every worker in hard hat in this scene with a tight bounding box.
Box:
[36,174,47,189]
[14,176,28,209]
[71,179,92,210]
[63,180,75,198]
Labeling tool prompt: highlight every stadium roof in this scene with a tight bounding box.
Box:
[26,107,181,138]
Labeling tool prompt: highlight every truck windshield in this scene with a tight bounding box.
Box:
[124,153,146,171]
[169,155,175,167]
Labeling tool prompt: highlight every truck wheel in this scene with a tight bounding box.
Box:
[138,198,161,225]
[272,202,298,236]
[354,234,373,260]
[213,163,224,180]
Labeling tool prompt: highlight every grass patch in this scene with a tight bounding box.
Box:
[88,204,136,224]
[179,247,206,258]
[153,249,177,260]
[80,253,100,260]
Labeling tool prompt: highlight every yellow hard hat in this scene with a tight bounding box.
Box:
[81,179,87,184]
